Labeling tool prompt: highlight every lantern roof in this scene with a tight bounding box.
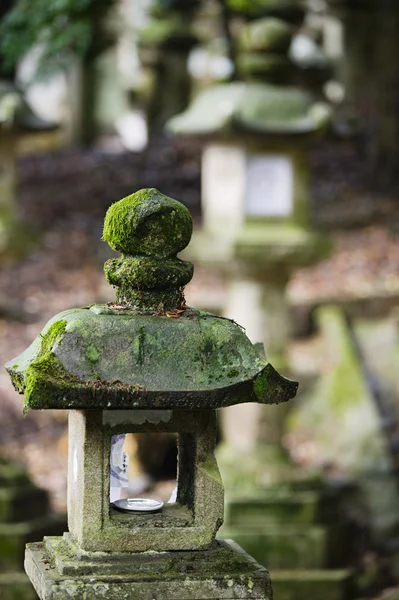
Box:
[5,188,297,411]
[167,82,331,137]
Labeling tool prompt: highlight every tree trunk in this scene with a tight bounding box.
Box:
[334,0,399,193]
[67,58,99,147]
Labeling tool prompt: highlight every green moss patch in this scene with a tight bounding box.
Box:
[102,188,192,258]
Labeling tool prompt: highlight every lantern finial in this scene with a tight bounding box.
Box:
[102,188,194,312]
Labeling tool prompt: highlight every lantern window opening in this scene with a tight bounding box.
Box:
[109,432,178,506]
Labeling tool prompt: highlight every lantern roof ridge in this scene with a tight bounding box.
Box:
[167,82,331,137]
[5,188,298,411]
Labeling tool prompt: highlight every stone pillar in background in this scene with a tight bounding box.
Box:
[0,81,57,260]
[5,188,297,599]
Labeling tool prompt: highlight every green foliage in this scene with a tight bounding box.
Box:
[0,0,116,76]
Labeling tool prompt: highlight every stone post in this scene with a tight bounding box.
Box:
[5,188,297,599]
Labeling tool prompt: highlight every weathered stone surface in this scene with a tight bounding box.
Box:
[167,83,331,137]
[237,53,293,82]
[25,537,272,599]
[103,188,193,310]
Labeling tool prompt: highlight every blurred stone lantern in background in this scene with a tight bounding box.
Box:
[167,14,331,454]
[5,188,297,599]
[166,15,363,598]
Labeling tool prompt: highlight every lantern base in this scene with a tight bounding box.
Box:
[25,535,272,599]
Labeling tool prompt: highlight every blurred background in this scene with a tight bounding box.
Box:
[1,0,399,598]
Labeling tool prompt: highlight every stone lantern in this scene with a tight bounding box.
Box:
[5,188,297,599]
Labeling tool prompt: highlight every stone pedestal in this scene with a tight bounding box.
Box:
[26,535,272,600]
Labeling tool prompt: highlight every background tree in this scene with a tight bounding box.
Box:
[328,0,399,194]
[0,0,118,145]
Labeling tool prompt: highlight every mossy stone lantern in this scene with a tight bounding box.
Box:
[5,188,297,599]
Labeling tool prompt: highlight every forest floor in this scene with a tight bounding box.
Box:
[1,135,399,510]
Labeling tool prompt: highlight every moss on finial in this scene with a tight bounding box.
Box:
[239,18,293,54]
[103,188,192,257]
[102,188,194,312]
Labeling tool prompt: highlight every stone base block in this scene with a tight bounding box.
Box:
[271,569,352,600]
[0,571,37,600]
[25,535,272,599]
[221,525,326,569]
